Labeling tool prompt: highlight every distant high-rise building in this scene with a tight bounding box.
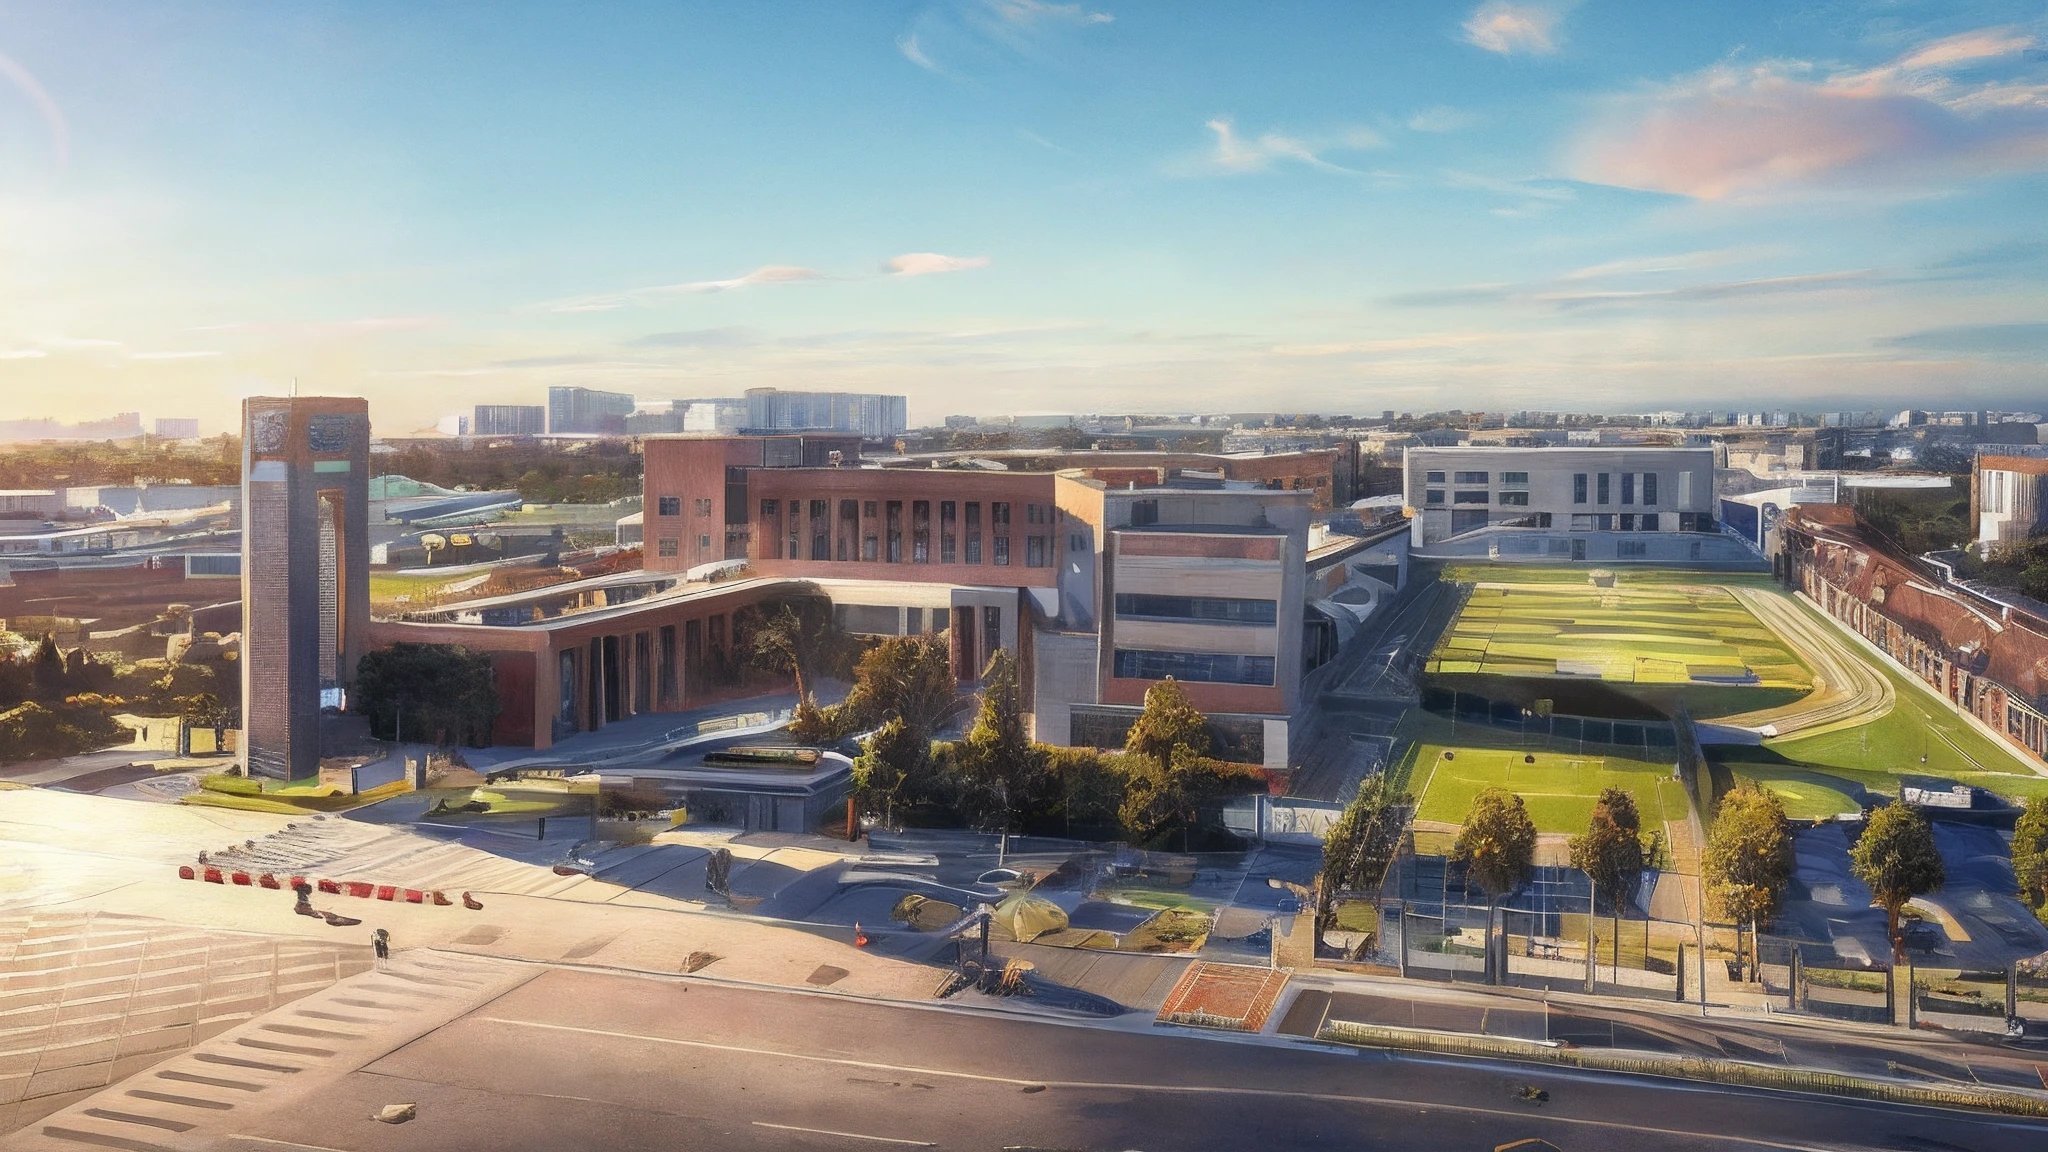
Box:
[435,413,471,436]
[154,417,201,439]
[241,397,371,780]
[473,404,547,436]
[681,398,748,433]
[547,386,635,434]
[744,388,907,438]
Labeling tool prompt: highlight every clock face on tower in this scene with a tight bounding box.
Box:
[252,410,288,454]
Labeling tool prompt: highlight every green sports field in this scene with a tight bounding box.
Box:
[1428,579,1811,691]
[1390,712,1691,837]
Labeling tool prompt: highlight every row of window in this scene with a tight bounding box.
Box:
[1423,489,1530,506]
[1111,648,1276,686]
[1567,513,1663,531]
[757,497,1054,566]
[1571,472,1658,506]
[1113,593,1278,624]
[1423,470,1529,486]
[655,496,715,517]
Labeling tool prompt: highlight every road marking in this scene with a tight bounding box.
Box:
[474,1016,1866,1150]
[751,1121,934,1146]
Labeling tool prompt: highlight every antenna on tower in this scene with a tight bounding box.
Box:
[291,377,299,398]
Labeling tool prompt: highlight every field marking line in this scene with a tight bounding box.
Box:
[751,1121,935,1146]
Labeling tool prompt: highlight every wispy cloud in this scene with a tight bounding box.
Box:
[626,328,755,349]
[886,252,992,277]
[1884,321,2048,358]
[897,0,1112,79]
[0,51,69,172]
[1387,262,1885,310]
[0,349,48,360]
[544,265,826,313]
[1406,106,1478,133]
[130,350,222,360]
[1567,26,2048,199]
[1201,117,1382,175]
[1462,1,1569,57]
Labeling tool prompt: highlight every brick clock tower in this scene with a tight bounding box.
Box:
[240,396,371,780]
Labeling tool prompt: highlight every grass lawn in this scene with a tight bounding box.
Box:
[368,570,467,609]
[1724,636,2048,812]
[1430,579,1810,692]
[1390,712,1691,836]
[180,774,410,814]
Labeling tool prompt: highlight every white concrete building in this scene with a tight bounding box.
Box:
[1403,446,1740,563]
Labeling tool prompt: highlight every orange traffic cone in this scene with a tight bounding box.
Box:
[854,923,869,947]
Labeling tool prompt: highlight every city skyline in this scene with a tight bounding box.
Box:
[1,1,2045,433]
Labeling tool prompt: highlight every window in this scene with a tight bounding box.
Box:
[1573,474,1588,504]
[698,534,711,552]
[1497,491,1530,506]
[863,500,877,518]
[657,496,681,517]
[1453,490,1489,504]
[1621,473,1635,505]
[912,500,930,563]
[1537,512,1553,528]
[886,500,903,563]
[993,536,1010,565]
[759,500,782,558]
[1454,471,1489,484]
[940,501,956,564]
[1642,473,1658,505]
[1114,594,1277,624]
[788,500,801,560]
[1596,473,1611,504]
[1026,535,1046,567]
[1424,489,1445,505]
[1425,470,1446,484]
[838,499,857,561]
[1594,514,1613,531]
[861,534,878,561]
[1070,533,1086,552]
[657,537,678,558]
[1500,471,1529,486]
[1130,499,1159,527]
[1027,503,1045,524]
[992,501,1011,528]
[695,497,713,516]
[1620,513,1637,531]
[965,502,982,563]
[1617,539,1648,558]
[1112,649,1275,686]
[1641,513,1659,531]
[809,500,829,560]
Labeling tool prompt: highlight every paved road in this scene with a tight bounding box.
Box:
[1715,589,1893,740]
[34,965,2043,1152]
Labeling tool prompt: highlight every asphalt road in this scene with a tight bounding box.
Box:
[204,967,2048,1152]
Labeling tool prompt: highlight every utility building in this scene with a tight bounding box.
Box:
[241,396,371,779]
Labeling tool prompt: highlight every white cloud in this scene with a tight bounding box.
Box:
[545,265,826,313]
[1407,106,1479,133]
[1463,1,1568,56]
[1203,118,1381,175]
[886,252,993,277]
[988,0,1112,27]
[1567,27,2048,199]
[897,33,946,75]
[0,349,47,359]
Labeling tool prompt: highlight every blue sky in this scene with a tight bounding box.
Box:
[0,0,2044,432]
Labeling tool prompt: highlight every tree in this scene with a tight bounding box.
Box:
[1123,678,1208,769]
[737,596,849,703]
[1703,783,1792,979]
[1453,787,1537,903]
[851,717,934,828]
[1117,743,1261,850]
[1317,774,1410,931]
[1851,801,1946,962]
[954,650,1050,834]
[1569,787,1645,972]
[840,633,958,739]
[352,643,499,747]
[2014,795,2048,910]
[31,634,66,700]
